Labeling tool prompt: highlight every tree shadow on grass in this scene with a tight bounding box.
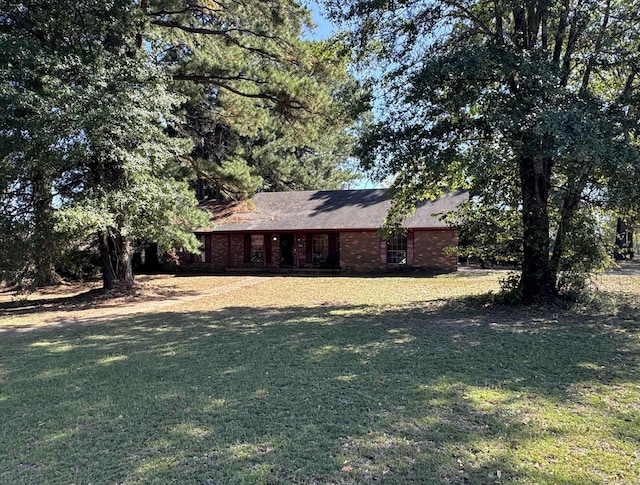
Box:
[0,301,638,484]
[0,285,202,318]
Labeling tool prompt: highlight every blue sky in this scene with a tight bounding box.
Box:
[305,1,334,40]
[303,2,383,189]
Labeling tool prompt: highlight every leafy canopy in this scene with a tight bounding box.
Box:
[327,0,640,300]
[0,0,207,286]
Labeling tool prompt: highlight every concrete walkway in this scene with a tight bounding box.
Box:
[606,260,640,276]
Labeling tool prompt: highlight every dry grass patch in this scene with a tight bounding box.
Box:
[167,272,503,313]
[0,274,245,331]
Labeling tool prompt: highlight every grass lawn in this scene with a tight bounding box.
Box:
[1,272,639,484]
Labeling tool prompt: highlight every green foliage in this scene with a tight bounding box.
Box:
[146,0,369,197]
[0,213,31,286]
[55,244,102,281]
[327,0,640,301]
[449,197,523,268]
[0,0,207,286]
[1,0,367,287]
[554,207,615,300]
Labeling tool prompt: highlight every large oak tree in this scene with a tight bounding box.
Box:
[327,0,640,301]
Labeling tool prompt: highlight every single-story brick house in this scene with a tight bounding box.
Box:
[182,189,466,273]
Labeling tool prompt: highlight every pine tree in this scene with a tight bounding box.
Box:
[146,1,366,199]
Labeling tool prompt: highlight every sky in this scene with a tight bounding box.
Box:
[304,1,335,40]
[302,2,383,189]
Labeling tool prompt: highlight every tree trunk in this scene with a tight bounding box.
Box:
[32,171,61,286]
[99,231,115,289]
[519,155,556,302]
[115,235,134,286]
[615,218,634,259]
[99,230,134,289]
[549,192,581,284]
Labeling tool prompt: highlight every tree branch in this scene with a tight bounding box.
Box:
[493,0,503,41]
[552,0,571,63]
[559,0,587,87]
[171,75,308,111]
[580,0,611,94]
[445,0,494,37]
[149,19,289,61]
[148,19,285,45]
[171,72,270,85]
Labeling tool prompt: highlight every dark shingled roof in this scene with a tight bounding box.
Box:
[199,189,467,233]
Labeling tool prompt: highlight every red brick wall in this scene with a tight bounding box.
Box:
[339,229,457,272]
[201,233,280,269]
[182,229,457,273]
[229,234,245,267]
[209,234,228,269]
[413,229,458,270]
[340,231,381,270]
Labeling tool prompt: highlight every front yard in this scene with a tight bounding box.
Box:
[1,272,639,484]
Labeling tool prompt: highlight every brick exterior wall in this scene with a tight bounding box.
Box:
[229,234,245,267]
[339,229,457,272]
[203,233,280,268]
[209,234,228,269]
[181,228,457,273]
[412,229,458,271]
[340,231,382,270]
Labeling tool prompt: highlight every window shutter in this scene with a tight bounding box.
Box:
[306,233,313,264]
[328,233,338,266]
[205,235,212,263]
[407,231,414,265]
[380,239,387,264]
[265,234,272,265]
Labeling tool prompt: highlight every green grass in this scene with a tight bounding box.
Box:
[1,275,639,484]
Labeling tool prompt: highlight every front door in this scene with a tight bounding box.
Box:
[279,233,294,266]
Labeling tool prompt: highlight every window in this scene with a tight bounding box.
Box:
[312,233,329,265]
[387,234,407,264]
[250,234,264,264]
